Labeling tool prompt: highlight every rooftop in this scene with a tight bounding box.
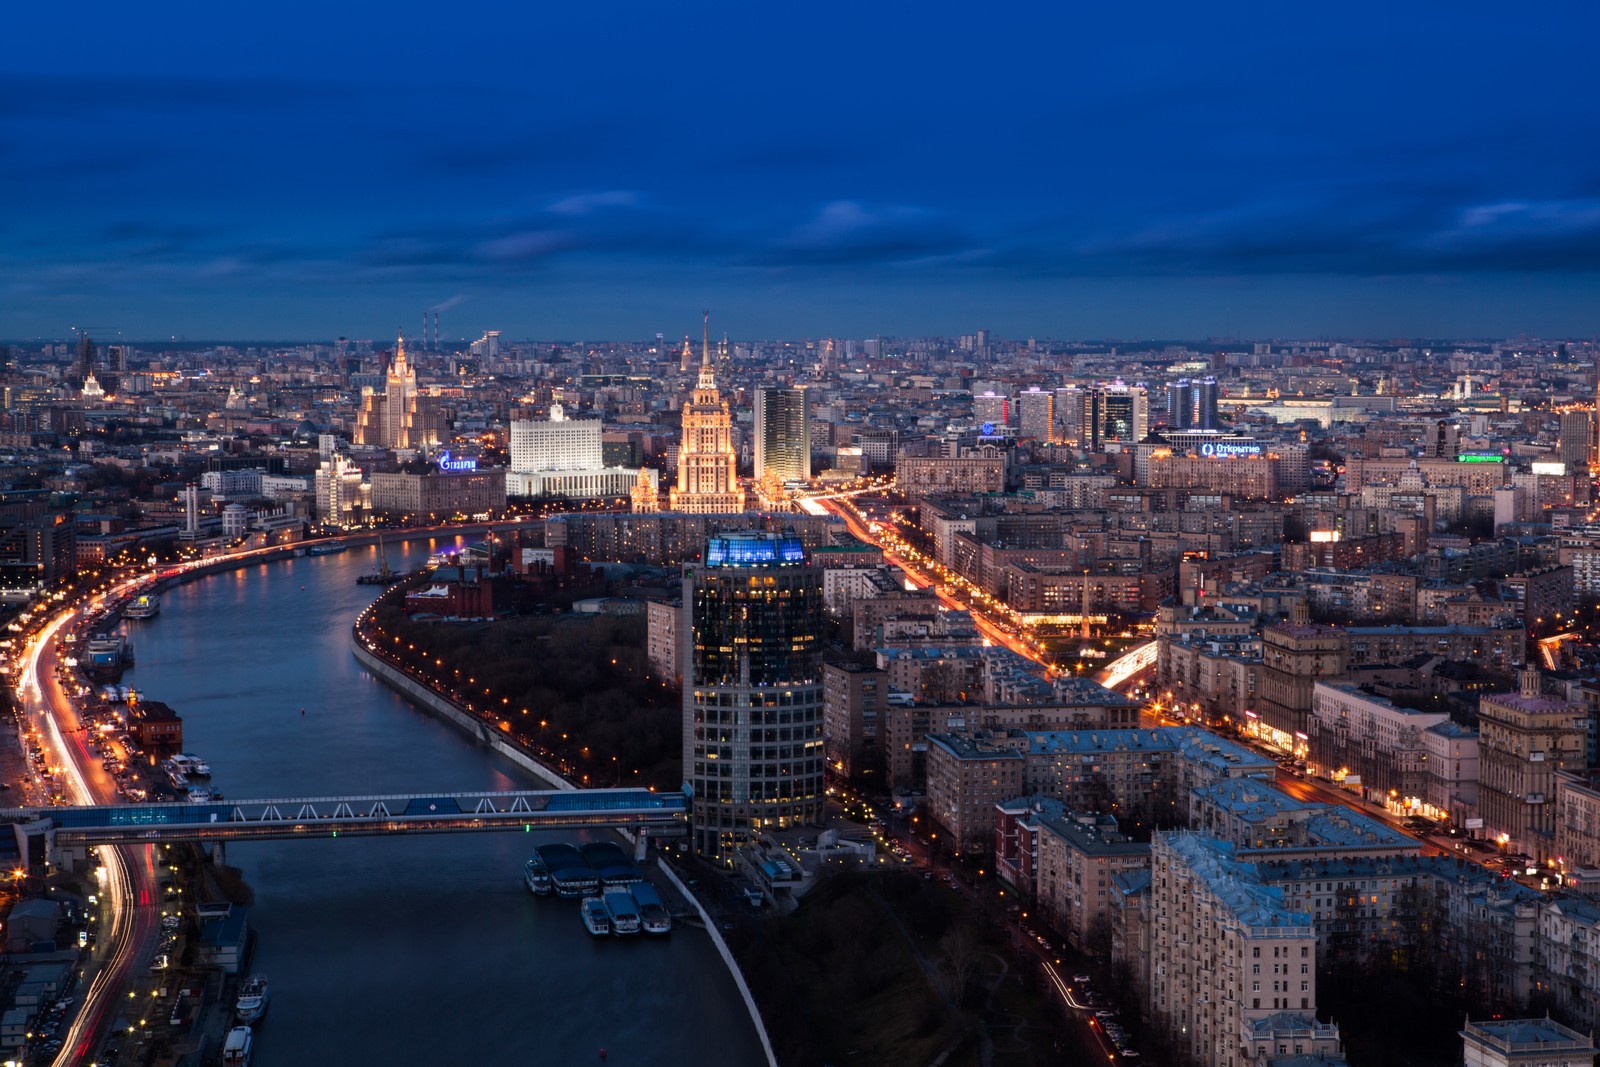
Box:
[1159,832,1313,932]
[1462,1017,1596,1054]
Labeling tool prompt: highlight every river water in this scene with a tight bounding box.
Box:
[119,538,765,1067]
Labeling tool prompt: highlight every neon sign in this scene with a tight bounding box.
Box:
[1199,441,1261,458]
[436,450,478,473]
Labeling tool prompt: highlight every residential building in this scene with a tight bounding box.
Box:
[1478,669,1587,861]
[754,387,811,482]
[644,598,681,684]
[1460,1017,1596,1067]
[353,335,445,450]
[823,662,887,784]
[1148,833,1337,1067]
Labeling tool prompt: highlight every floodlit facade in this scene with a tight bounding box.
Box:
[670,326,744,514]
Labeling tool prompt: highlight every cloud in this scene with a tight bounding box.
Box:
[1421,199,1600,270]
[765,200,974,266]
[547,190,641,216]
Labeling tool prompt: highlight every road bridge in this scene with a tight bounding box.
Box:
[3,786,688,862]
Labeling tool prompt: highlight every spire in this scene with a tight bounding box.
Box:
[702,309,711,367]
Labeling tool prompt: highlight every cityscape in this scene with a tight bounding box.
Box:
[5,6,1600,1067]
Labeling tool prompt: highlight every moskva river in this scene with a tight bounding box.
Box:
[122,537,765,1067]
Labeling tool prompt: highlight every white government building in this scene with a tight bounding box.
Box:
[505,405,654,500]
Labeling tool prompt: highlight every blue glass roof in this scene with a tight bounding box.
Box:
[703,533,807,568]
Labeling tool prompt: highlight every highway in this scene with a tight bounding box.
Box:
[19,582,162,1067]
[819,496,1061,668]
[0,523,546,1064]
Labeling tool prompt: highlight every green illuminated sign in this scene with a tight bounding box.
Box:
[1456,453,1502,463]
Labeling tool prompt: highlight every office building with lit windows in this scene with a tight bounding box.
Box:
[682,531,826,861]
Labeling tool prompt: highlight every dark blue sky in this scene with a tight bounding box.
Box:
[4,2,1599,341]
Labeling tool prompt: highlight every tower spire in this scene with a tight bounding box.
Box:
[702,309,711,367]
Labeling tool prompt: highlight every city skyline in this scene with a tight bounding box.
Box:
[5,4,1600,340]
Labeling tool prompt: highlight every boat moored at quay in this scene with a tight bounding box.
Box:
[235,975,270,1024]
[523,855,552,896]
[629,882,672,935]
[581,897,611,937]
[602,889,641,935]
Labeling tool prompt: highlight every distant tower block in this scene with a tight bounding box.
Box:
[1081,572,1091,639]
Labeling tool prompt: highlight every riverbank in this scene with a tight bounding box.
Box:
[351,642,571,793]
[145,523,499,601]
[349,586,780,1067]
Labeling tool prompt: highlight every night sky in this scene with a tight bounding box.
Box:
[4,2,1599,341]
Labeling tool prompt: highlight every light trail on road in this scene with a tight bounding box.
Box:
[20,582,156,1067]
[1097,640,1157,690]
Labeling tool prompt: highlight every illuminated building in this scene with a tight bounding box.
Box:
[669,315,744,514]
[354,334,445,450]
[1016,386,1055,443]
[1477,668,1586,862]
[682,532,826,861]
[368,465,506,519]
[754,386,811,482]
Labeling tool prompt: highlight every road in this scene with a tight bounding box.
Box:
[820,497,1060,668]
[0,522,539,1065]
[19,577,163,1067]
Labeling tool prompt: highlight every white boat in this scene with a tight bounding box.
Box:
[523,856,551,896]
[235,975,269,1024]
[602,888,641,936]
[124,594,160,620]
[222,1025,253,1067]
[187,788,215,803]
[581,896,611,936]
[177,753,211,777]
[630,883,672,935]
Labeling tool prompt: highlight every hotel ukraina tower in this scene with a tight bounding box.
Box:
[669,316,745,514]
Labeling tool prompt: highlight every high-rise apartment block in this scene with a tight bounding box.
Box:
[754,387,811,482]
[973,391,1010,433]
[1149,833,1342,1067]
[1016,386,1055,443]
[682,532,825,861]
[1167,378,1195,430]
[1057,383,1149,449]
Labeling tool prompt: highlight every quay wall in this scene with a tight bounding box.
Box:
[350,600,778,1067]
[350,641,571,793]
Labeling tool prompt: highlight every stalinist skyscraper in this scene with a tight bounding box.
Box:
[355,333,445,450]
[669,313,744,514]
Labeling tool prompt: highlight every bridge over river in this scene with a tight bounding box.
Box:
[4,786,687,860]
